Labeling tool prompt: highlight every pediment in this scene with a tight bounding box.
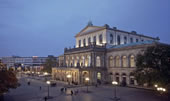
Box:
[75,26,105,37]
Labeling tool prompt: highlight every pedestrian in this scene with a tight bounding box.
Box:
[39,86,41,90]
[44,97,47,101]
[95,84,98,88]
[27,81,30,85]
[65,87,67,92]
[71,90,73,96]
[77,89,79,94]
[60,88,64,93]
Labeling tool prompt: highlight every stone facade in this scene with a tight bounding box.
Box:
[52,23,159,85]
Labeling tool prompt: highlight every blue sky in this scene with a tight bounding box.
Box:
[0,0,170,57]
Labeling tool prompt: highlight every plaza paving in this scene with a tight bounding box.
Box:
[4,75,169,101]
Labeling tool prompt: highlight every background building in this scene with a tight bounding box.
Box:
[1,55,57,72]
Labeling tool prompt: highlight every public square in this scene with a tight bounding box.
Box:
[4,74,169,101]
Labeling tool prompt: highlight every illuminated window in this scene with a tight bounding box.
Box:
[96,56,101,67]
[109,56,114,67]
[97,72,101,80]
[82,56,85,67]
[122,56,127,67]
[115,56,120,67]
[130,55,135,67]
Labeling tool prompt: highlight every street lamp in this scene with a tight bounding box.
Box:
[44,72,48,76]
[46,81,50,98]
[154,84,158,88]
[85,77,90,93]
[67,74,72,85]
[112,81,120,101]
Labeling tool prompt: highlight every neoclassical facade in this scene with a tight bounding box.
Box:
[52,22,159,85]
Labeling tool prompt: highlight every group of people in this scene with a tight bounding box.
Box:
[60,87,79,96]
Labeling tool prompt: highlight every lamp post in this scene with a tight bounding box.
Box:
[154,84,158,88]
[112,81,120,101]
[46,81,50,98]
[67,74,72,85]
[85,77,89,93]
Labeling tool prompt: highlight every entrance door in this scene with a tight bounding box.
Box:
[116,77,119,83]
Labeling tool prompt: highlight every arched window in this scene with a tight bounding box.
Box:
[130,55,135,67]
[117,35,121,45]
[79,40,81,47]
[130,38,133,43]
[93,36,96,44]
[110,34,113,44]
[74,60,77,67]
[83,39,86,47]
[115,56,120,67]
[96,56,101,67]
[122,56,127,67]
[99,34,103,44]
[88,37,91,45]
[81,56,85,67]
[136,39,139,42]
[88,56,91,66]
[124,36,127,44]
[109,56,114,67]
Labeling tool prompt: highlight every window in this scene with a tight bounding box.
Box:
[97,72,101,80]
[124,36,127,44]
[88,37,91,45]
[93,36,96,44]
[96,56,101,67]
[83,39,86,47]
[87,55,91,67]
[109,56,114,67]
[99,34,103,44]
[136,39,138,42]
[130,55,135,67]
[115,56,120,67]
[82,56,85,67]
[117,35,121,45]
[122,56,127,67]
[79,40,81,47]
[141,39,144,42]
[110,34,113,44]
[130,38,133,43]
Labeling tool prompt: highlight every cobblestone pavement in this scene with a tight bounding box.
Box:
[4,75,169,101]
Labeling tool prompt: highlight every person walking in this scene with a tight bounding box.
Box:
[71,90,73,96]
[39,86,41,90]
[44,97,47,101]
[65,87,67,92]
[60,88,64,94]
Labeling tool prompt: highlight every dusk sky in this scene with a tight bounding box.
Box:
[0,0,170,57]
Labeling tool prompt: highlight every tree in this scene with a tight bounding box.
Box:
[42,56,58,73]
[135,43,170,88]
[0,69,19,95]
